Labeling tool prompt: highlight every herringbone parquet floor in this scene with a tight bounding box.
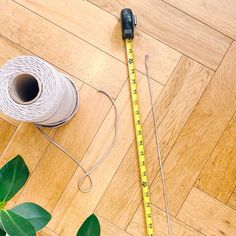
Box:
[0,0,236,235]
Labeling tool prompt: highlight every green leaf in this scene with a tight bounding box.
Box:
[0,155,29,202]
[77,214,100,236]
[0,202,6,210]
[11,202,51,231]
[0,228,6,236]
[0,210,36,236]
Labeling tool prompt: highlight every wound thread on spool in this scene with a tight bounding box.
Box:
[0,56,79,127]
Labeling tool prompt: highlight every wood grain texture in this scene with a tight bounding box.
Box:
[40,228,58,236]
[0,123,55,172]
[228,189,236,210]
[0,1,235,235]
[98,217,132,236]
[177,187,236,236]
[48,74,162,235]
[14,84,112,211]
[195,112,236,203]
[0,35,83,92]
[88,0,232,69]
[0,34,84,209]
[127,204,204,236]
[0,118,16,155]
[0,0,127,98]
[164,0,236,39]
[95,57,214,229]
[151,41,236,216]
[15,0,181,85]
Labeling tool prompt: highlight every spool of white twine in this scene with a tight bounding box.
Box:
[0,56,118,193]
[0,56,79,127]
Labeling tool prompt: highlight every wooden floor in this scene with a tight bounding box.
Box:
[0,0,236,235]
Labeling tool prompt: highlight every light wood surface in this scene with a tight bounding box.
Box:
[95,56,214,229]
[127,204,204,236]
[196,112,236,203]
[228,189,236,210]
[163,0,236,40]
[151,41,236,216]
[0,0,236,235]
[88,0,232,69]
[15,0,181,85]
[177,188,236,236]
[41,228,59,236]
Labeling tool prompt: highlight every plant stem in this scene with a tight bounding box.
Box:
[0,202,7,210]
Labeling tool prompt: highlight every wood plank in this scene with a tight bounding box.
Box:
[0,35,83,89]
[150,42,236,216]
[0,0,127,98]
[14,84,112,212]
[95,57,214,229]
[15,0,181,85]
[228,189,236,210]
[40,228,58,236]
[177,187,236,236]
[195,112,236,203]
[0,123,55,172]
[88,0,231,69]
[164,0,236,40]
[0,123,56,209]
[0,113,18,127]
[0,118,16,155]
[127,204,204,236]
[98,216,132,236]
[48,73,163,235]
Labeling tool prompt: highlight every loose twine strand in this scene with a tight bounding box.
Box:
[145,54,173,236]
[0,56,118,193]
[37,90,118,193]
[1,55,172,234]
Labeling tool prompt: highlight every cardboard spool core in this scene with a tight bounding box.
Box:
[10,74,41,104]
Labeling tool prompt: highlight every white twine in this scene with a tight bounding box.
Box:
[145,55,173,236]
[0,56,118,193]
[0,56,79,127]
[37,90,118,193]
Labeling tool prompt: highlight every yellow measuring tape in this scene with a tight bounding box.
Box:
[121,9,174,236]
[121,8,154,235]
[124,37,154,236]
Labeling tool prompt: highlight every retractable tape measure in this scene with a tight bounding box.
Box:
[121,9,154,236]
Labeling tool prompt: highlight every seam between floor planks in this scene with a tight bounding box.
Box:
[12,0,175,86]
[146,63,216,186]
[0,31,166,224]
[161,0,235,41]
[4,82,115,205]
[124,198,207,236]
[93,57,213,230]
[147,39,234,201]
[93,54,184,221]
[227,188,236,205]
[174,107,236,217]
[87,0,232,71]
[211,40,234,72]
[92,54,183,209]
[13,0,222,74]
[0,33,120,100]
[173,44,236,215]
[1,1,235,235]
[95,213,134,236]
